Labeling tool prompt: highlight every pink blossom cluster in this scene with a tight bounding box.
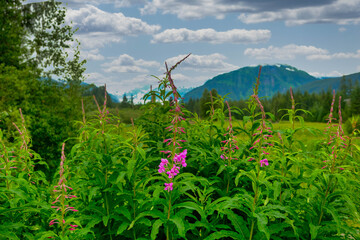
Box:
[220,101,239,165]
[158,149,188,191]
[158,56,190,191]
[248,95,273,167]
[49,143,79,232]
[322,93,348,171]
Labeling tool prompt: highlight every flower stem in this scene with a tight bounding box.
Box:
[167,193,172,240]
[318,177,333,225]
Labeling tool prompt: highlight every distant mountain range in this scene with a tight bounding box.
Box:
[111,85,194,104]
[183,64,360,101]
[100,64,360,103]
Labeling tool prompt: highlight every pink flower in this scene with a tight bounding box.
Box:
[260,159,269,167]
[174,149,187,167]
[158,158,169,173]
[164,182,173,191]
[166,165,180,178]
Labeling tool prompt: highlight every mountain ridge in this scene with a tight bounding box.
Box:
[183,64,360,101]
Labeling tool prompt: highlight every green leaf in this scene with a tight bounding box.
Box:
[309,223,320,240]
[136,146,146,160]
[103,215,110,227]
[115,208,132,221]
[225,209,249,239]
[117,222,129,235]
[254,213,270,240]
[216,164,226,176]
[170,215,186,238]
[88,186,100,203]
[273,181,281,200]
[204,230,242,240]
[151,219,163,240]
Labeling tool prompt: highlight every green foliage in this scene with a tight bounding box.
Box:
[1,51,360,240]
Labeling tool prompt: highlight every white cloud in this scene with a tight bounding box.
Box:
[85,72,108,85]
[244,44,328,60]
[151,28,271,44]
[102,54,160,73]
[170,73,208,88]
[238,0,360,25]
[27,0,148,8]
[165,53,238,72]
[84,73,158,102]
[307,50,360,60]
[141,0,251,19]
[81,49,105,61]
[339,27,347,32]
[66,5,160,35]
[66,5,160,48]
[309,71,343,78]
[140,0,360,25]
[75,32,123,49]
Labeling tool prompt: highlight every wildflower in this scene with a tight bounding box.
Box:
[158,55,190,192]
[249,95,273,166]
[220,101,238,165]
[164,182,173,191]
[260,159,269,167]
[49,143,78,234]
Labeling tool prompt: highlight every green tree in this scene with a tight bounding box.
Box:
[0,0,25,68]
[200,88,211,118]
[0,0,87,177]
[351,82,360,116]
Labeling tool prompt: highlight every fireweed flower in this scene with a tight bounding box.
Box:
[49,143,79,234]
[220,101,238,166]
[158,55,190,191]
[260,159,269,167]
[322,92,348,171]
[249,95,273,167]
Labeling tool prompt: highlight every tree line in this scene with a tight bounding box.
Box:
[184,77,360,130]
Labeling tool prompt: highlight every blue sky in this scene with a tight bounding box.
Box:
[27,0,360,101]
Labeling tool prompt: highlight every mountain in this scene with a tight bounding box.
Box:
[298,72,360,93]
[112,85,194,104]
[81,82,120,103]
[183,64,318,101]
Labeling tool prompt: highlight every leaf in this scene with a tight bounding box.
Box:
[102,215,110,227]
[115,208,132,221]
[225,209,249,239]
[127,157,137,181]
[203,230,242,240]
[254,213,270,240]
[88,186,100,203]
[173,201,206,220]
[309,223,320,240]
[117,222,129,235]
[136,146,146,160]
[151,219,163,240]
[273,181,281,200]
[170,215,186,238]
[216,164,226,176]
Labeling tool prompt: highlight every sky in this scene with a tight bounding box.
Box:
[26,0,360,101]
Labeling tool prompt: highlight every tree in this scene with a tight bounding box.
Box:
[351,82,360,116]
[130,94,134,108]
[0,0,87,177]
[0,0,25,68]
[121,94,130,108]
[200,88,211,118]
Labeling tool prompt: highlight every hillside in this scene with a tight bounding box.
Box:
[183,64,318,101]
[298,72,360,93]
